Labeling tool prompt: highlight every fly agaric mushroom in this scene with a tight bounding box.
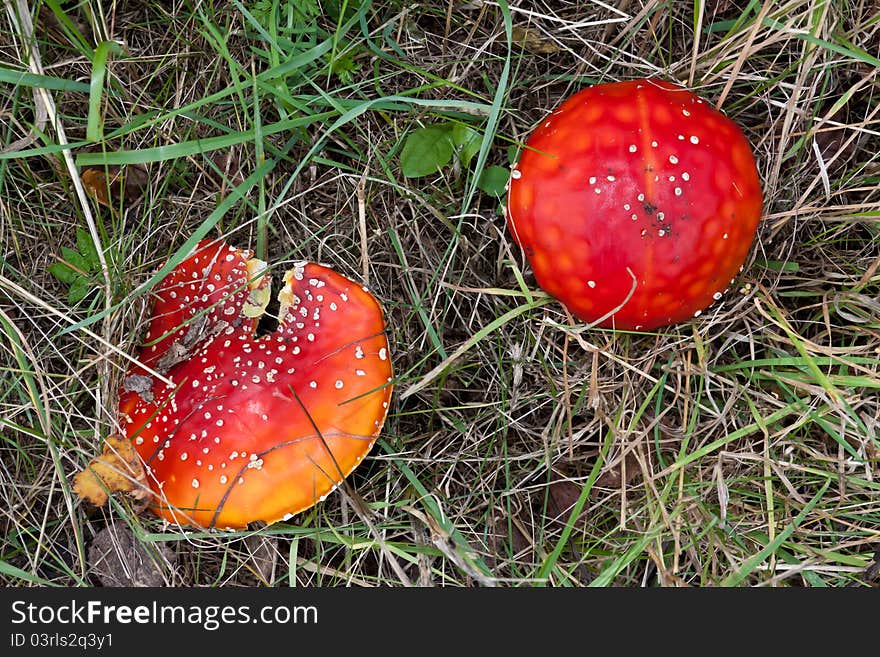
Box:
[117,239,393,529]
[506,78,763,330]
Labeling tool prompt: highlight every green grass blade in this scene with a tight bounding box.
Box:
[86,41,126,141]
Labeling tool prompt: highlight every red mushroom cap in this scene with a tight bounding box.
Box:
[506,78,763,330]
[119,240,393,529]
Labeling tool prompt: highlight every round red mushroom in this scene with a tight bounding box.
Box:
[119,240,393,529]
[505,78,763,330]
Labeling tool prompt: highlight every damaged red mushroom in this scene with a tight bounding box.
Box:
[505,78,763,330]
[118,239,393,529]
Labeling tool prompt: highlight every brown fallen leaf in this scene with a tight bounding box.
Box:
[80,163,148,208]
[487,509,532,564]
[511,25,560,54]
[545,471,584,522]
[73,433,148,506]
[813,99,860,173]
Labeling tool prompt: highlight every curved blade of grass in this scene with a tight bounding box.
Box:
[461,0,512,213]
[0,139,90,161]
[712,355,880,373]
[0,560,56,585]
[0,66,90,92]
[264,95,495,182]
[76,111,329,166]
[762,17,880,68]
[87,40,125,141]
[76,95,490,167]
[41,0,92,55]
[589,529,663,587]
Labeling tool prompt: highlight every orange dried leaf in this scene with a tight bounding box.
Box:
[81,164,147,208]
[73,433,148,506]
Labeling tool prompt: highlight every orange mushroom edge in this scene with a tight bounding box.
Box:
[505,77,764,331]
[116,239,393,529]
